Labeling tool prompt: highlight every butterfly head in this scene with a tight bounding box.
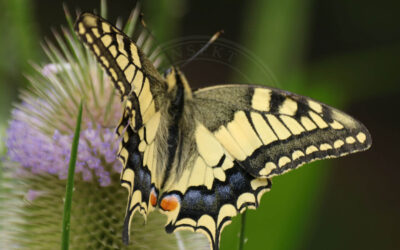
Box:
[164,66,192,98]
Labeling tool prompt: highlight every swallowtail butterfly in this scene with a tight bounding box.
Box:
[75,12,371,250]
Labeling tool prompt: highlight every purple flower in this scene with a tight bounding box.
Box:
[6,104,121,186]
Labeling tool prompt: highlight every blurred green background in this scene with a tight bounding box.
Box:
[0,0,398,249]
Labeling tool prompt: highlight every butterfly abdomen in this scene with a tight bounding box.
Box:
[160,68,187,189]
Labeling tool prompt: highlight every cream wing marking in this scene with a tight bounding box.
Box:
[118,125,151,244]
[163,169,271,250]
[75,12,161,124]
[76,12,141,97]
[193,84,372,178]
[159,120,271,250]
[75,12,167,245]
[117,110,162,243]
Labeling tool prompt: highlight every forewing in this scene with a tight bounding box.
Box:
[192,84,372,178]
[75,12,165,125]
[75,12,166,244]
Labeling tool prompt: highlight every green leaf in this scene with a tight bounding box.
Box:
[238,211,247,250]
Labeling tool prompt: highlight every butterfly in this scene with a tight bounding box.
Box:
[75,12,371,250]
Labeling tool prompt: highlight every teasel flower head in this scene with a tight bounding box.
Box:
[0,3,208,249]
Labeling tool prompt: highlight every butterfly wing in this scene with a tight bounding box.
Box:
[160,135,272,250]
[75,12,372,250]
[75,13,167,243]
[192,84,371,177]
[160,84,371,250]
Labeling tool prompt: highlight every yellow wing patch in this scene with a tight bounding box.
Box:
[75,12,159,125]
[156,120,272,250]
[193,85,372,180]
[160,155,271,250]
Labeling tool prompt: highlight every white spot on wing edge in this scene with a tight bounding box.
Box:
[278,156,291,167]
[334,139,345,149]
[259,162,276,176]
[197,214,216,243]
[251,178,268,190]
[346,136,356,144]
[356,132,367,143]
[217,204,237,226]
[306,145,318,155]
[320,143,333,151]
[236,193,255,211]
[175,218,197,227]
[292,150,305,160]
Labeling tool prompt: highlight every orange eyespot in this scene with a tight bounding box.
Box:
[160,195,180,211]
[150,190,158,207]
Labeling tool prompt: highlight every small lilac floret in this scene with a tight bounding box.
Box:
[6,106,122,186]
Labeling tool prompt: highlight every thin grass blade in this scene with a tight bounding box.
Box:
[61,100,83,250]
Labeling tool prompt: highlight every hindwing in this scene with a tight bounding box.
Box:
[159,132,271,249]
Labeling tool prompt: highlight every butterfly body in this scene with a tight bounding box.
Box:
[75,12,371,250]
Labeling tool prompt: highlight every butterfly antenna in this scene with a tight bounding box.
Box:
[181,30,224,68]
[139,13,175,66]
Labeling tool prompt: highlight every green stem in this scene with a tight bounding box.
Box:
[61,100,83,250]
[238,211,247,250]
